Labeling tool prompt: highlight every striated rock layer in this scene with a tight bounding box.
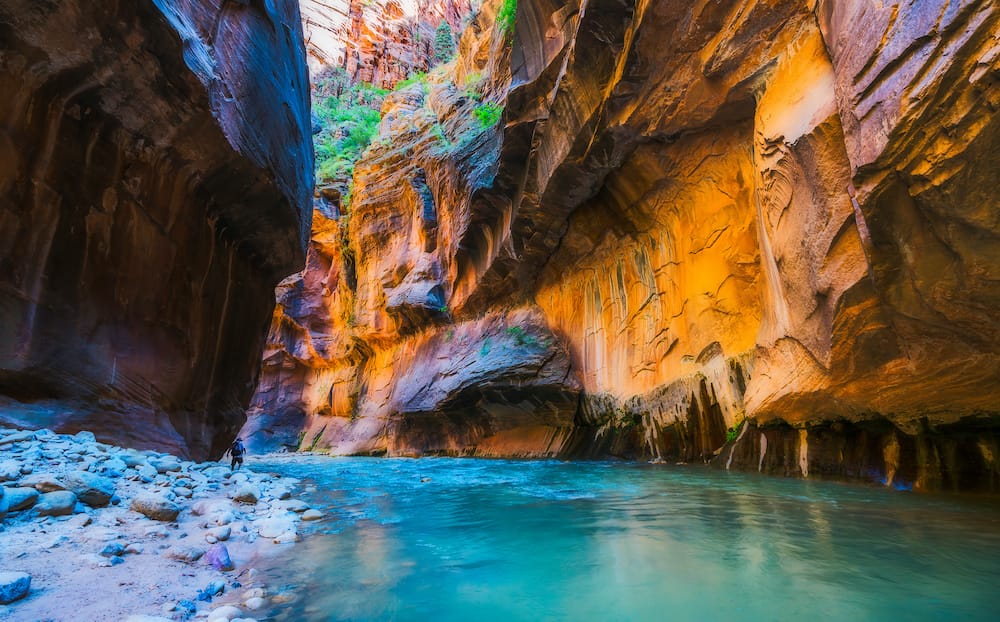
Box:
[302,0,476,87]
[247,0,1000,491]
[0,0,313,459]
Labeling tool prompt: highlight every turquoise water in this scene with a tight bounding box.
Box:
[251,457,1000,621]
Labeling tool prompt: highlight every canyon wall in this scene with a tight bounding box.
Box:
[247,0,1000,490]
[0,0,313,459]
[302,0,476,87]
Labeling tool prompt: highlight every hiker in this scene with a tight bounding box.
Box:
[225,437,246,471]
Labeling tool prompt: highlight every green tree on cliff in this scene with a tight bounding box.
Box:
[433,21,455,65]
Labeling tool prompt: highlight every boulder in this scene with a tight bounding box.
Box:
[20,473,66,492]
[0,430,34,445]
[207,605,242,622]
[4,487,40,512]
[255,518,296,539]
[205,544,235,572]
[0,460,21,481]
[131,494,180,522]
[64,471,116,507]
[151,458,182,474]
[0,572,31,604]
[34,491,77,516]
[232,485,260,504]
[301,509,323,521]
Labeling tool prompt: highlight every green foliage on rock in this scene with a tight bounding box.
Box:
[395,71,429,93]
[473,102,504,128]
[726,420,745,443]
[497,0,517,34]
[313,78,388,192]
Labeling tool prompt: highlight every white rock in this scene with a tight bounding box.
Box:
[273,531,299,544]
[255,518,295,539]
[244,596,268,610]
[207,605,243,622]
[301,509,323,521]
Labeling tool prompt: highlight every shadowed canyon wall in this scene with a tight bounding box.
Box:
[246,0,1000,491]
[0,0,313,459]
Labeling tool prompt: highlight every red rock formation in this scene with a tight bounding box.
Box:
[0,0,313,459]
[302,0,475,88]
[248,0,1000,490]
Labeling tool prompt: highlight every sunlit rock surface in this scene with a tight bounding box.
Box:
[0,0,313,459]
[302,0,476,87]
[248,0,1000,490]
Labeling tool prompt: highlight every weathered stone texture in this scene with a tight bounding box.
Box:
[0,0,313,459]
[249,0,1000,489]
[302,0,474,87]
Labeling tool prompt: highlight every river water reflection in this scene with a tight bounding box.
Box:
[249,457,1000,621]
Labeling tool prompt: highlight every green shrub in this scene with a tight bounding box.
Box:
[497,0,517,34]
[433,21,455,65]
[726,420,745,443]
[395,71,428,92]
[313,81,387,188]
[473,102,504,128]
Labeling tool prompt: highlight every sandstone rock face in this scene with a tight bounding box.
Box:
[0,0,313,459]
[302,0,475,87]
[248,0,1000,490]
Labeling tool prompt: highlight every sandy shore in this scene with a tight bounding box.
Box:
[0,427,320,621]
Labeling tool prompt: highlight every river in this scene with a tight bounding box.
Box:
[248,456,1000,621]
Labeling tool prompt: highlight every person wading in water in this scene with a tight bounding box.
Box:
[225,437,246,471]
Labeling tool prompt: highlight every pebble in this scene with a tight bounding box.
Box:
[100,543,125,557]
[0,572,31,604]
[204,579,226,596]
[207,525,232,541]
[301,509,323,521]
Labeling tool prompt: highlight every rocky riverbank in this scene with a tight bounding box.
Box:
[0,427,323,621]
